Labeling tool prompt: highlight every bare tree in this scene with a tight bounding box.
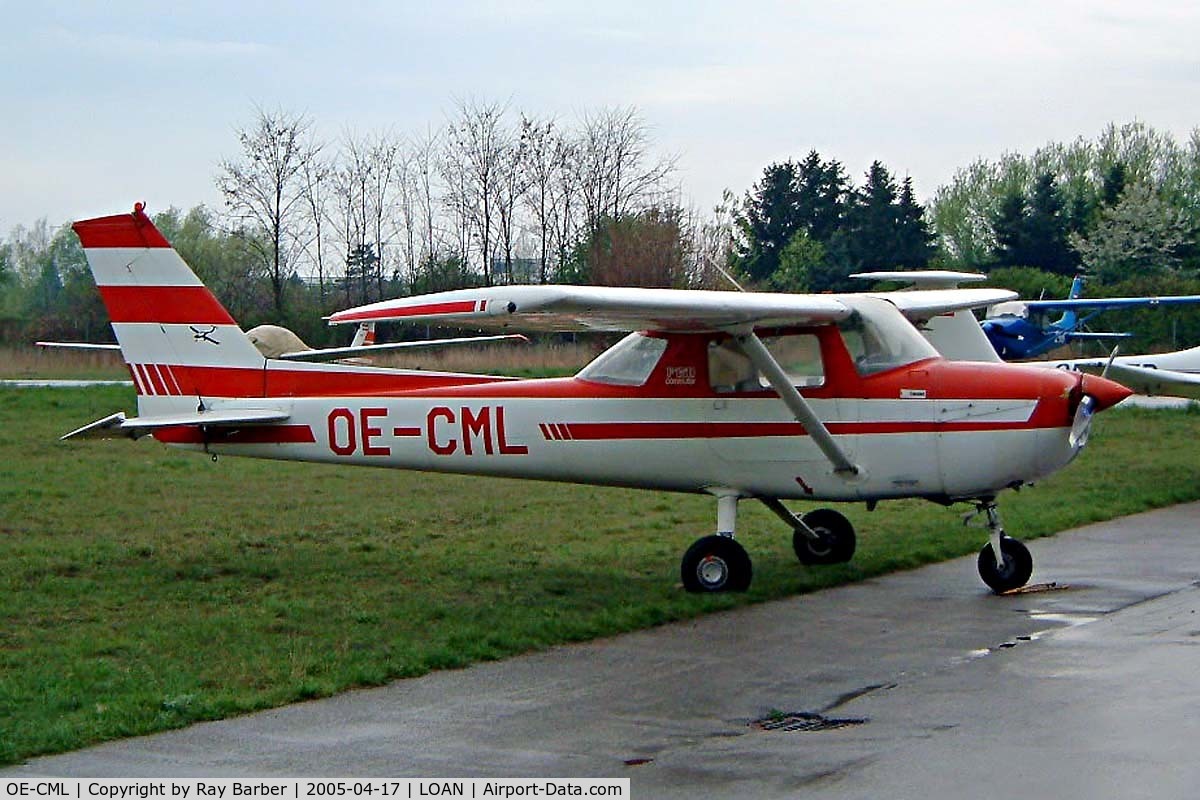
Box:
[519,114,562,283]
[412,125,442,274]
[298,148,333,303]
[217,106,318,319]
[443,98,511,285]
[574,107,678,235]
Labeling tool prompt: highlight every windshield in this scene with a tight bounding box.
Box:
[839,297,939,375]
[577,333,667,386]
[989,301,1029,319]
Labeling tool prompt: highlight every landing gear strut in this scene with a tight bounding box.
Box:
[970,499,1033,594]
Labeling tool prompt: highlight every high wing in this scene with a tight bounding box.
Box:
[1046,346,1200,400]
[1024,295,1200,313]
[1100,364,1200,399]
[328,285,852,331]
[327,284,1015,333]
[62,408,291,441]
[867,288,1017,323]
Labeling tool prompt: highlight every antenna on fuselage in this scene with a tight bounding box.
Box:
[1103,345,1120,379]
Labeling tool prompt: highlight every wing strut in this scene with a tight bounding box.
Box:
[733,330,860,477]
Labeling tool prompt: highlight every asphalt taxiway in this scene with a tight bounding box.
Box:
[6,502,1200,799]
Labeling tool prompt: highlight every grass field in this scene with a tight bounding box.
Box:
[2,385,1200,766]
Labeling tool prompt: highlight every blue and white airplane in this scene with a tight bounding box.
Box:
[979,275,1200,361]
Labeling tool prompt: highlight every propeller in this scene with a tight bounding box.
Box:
[1068,394,1096,450]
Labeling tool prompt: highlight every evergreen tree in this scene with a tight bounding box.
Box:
[847,161,901,270]
[734,161,801,282]
[894,176,936,268]
[1025,172,1077,275]
[795,150,849,244]
[992,188,1029,265]
[1101,163,1128,208]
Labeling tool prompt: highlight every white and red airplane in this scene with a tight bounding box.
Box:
[63,205,1132,594]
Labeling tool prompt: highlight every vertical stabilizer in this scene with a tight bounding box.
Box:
[72,204,266,410]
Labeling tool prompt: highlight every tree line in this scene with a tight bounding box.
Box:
[3,113,1199,352]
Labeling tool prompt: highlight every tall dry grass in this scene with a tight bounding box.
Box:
[0,346,128,379]
[0,339,603,380]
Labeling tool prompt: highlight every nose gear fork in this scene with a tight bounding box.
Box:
[966,498,1033,594]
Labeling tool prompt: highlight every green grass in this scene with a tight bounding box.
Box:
[2,386,1199,765]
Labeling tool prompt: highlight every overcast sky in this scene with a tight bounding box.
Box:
[2,0,1198,233]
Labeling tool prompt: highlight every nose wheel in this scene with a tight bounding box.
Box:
[969,500,1033,593]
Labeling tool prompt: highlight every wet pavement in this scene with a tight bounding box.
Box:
[6,502,1200,799]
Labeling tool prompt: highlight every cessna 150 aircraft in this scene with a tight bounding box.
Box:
[63,205,1131,595]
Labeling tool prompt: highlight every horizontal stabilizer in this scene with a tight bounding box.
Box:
[279,333,530,361]
[1065,331,1135,341]
[36,341,122,351]
[61,408,291,441]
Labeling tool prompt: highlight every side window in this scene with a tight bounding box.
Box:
[708,340,758,393]
[760,333,825,388]
[577,333,667,386]
[708,334,825,393]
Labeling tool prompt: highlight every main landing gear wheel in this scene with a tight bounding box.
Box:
[794,508,857,565]
[977,535,1033,594]
[681,535,752,593]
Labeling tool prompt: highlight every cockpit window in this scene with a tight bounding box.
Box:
[577,333,667,386]
[840,297,939,376]
[989,301,1029,319]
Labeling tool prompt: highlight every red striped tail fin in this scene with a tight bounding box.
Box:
[72,204,266,404]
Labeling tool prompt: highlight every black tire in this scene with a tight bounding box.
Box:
[681,535,753,593]
[794,508,857,565]
[977,536,1033,594]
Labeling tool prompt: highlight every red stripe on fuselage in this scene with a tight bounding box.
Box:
[153,425,316,445]
[557,420,1050,441]
[121,364,511,398]
[99,285,236,325]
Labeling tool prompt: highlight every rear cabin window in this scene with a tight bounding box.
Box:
[577,333,667,386]
[708,333,825,393]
